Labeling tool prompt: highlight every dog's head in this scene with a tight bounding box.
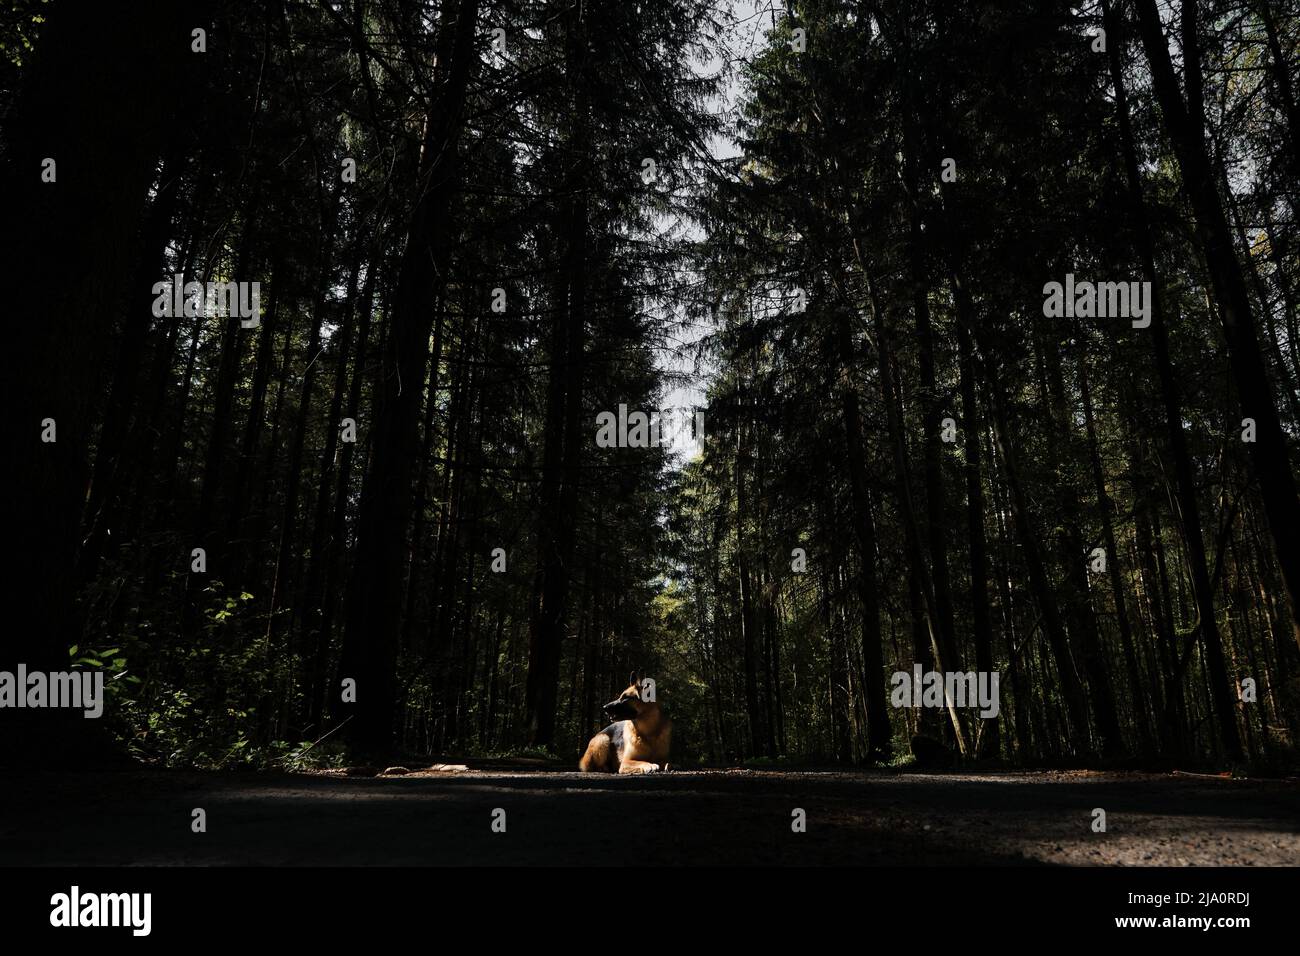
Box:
[603,672,646,721]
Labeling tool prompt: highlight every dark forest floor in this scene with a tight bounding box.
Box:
[2,765,1296,866]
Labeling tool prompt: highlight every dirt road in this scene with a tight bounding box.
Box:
[2,766,1295,865]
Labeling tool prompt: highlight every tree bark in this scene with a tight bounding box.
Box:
[954,287,1000,758]
[339,0,480,759]
[523,5,591,748]
[836,305,893,761]
[1136,0,1300,668]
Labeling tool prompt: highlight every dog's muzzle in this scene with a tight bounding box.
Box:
[604,700,634,719]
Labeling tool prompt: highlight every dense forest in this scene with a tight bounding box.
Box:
[2,0,1297,773]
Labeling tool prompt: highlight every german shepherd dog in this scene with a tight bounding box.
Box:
[579,673,671,774]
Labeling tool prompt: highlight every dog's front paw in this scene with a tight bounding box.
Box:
[644,763,661,773]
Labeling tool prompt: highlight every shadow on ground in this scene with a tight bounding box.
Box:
[1,767,1295,865]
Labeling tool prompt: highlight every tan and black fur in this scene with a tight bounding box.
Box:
[578,673,671,774]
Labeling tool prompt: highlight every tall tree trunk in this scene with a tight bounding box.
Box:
[1079,350,1153,753]
[1,0,201,765]
[266,192,339,698]
[900,66,961,684]
[1125,0,1251,758]
[300,242,363,730]
[1136,0,1300,668]
[1034,333,1125,756]
[186,195,263,631]
[402,289,448,649]
[524,7,591,748]
[339,0,480,759]
[78,150,187,586]
[954,290,1000,758]
[736,429,765,756]
[866,276,967,754]
[228,257,284,588]
[836,306,893,761]
[317,263,377,728]
[984,368,1093,753]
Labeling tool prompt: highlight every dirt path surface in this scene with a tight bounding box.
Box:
[2,767,1296,866]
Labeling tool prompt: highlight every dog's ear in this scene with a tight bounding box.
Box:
[629,670,639,692]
